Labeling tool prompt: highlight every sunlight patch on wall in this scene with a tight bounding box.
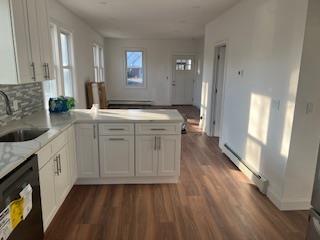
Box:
[245,136,262,173]
[248,93,271,144]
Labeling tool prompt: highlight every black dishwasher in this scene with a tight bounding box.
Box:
[0,154,44,240]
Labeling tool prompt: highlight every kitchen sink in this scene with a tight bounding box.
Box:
[0,128,49,142]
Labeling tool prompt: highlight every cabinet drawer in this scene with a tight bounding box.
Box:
[37,144,52,169]
[136,123,181,135]
[99,124,134,136]
[51,131,67,153]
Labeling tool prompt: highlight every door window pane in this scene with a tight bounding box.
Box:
[126,51,144,87]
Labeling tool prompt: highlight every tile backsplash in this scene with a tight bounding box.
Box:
[0,82,44,126]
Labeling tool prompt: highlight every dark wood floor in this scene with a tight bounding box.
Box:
[45,105,308,240]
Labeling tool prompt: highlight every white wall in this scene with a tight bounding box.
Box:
[282,0,320,209]
[193,38,204,109]
[104,38,201,106]
[48,0,104,108]
[201,0,309,209]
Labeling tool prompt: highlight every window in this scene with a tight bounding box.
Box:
[43,23,75,108]
[93,44,104,82]
[125,50,145,87]
[176,58,193,71]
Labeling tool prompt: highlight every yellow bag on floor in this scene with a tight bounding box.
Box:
[9,198,24,229]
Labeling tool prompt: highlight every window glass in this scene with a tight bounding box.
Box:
[176,58,192,71]
[126,51,144,87]
[63,68,73,97]
[60,33,70,67]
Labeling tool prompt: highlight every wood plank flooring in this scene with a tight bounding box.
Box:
[45,106,309,240]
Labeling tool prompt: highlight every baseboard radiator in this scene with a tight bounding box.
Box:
[108,100,153,106]
[223,143,268,194]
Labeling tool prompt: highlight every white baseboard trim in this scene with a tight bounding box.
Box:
[76,176,179,185]
[221,144,268,194]
[267,188,311,211]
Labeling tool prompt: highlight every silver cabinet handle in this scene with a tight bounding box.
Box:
[157,136,161,150]
[46,63,50,79]
[93,125,96,139]
[31,62,36,81]
[109,128,125,131]
[43,63,48,79]
[109,138,125,141]
[151,128,166,131]
[154,136,157,151]
[58,154,62,174]
[54,156,59,175]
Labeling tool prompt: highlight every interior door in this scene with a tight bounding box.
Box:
[172,55,195,105]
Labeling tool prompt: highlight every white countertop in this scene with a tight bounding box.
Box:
[0,109,184,179]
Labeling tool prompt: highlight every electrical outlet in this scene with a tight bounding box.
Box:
[13,100,19,111]
[306,102,314,114]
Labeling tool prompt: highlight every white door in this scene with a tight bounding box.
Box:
[75,124,99,178]
[135,135,158,177]
[39,158,56,230]
[54,146,70,206]
[158,135,181,176]
[172,55,195,105]
[211,46,226,137]
[99,136,134,177]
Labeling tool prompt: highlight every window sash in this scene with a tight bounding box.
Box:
[125,50,145,88]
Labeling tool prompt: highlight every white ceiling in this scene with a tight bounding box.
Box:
[58,0,241,39]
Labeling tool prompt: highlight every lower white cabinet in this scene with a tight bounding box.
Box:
[75,123,99,178]
[158,135,181,176]
[67,126,77,184]
[53,146,70,206]
[99,136,135,177]
[38,126,73,231]
[135,135,181,177]
[38,158,55,230]
[135,136,158,177]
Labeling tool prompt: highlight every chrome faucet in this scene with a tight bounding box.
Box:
[0,90,13,115]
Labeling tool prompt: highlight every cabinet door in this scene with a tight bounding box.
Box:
[39,158,56,230]
[25,0,42,81]
[75,124,99,178]
[67,126,77,184]
[99,136,134,177]
[10,0,34,83]
[135,135,158,177]
[35,0,53,80]
[54,146,70,206]
[158,135,181,176]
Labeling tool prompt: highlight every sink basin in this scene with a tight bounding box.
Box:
[0,128,49,142]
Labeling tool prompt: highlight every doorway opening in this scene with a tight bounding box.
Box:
[172,55,196,105]
[211,44,227,137]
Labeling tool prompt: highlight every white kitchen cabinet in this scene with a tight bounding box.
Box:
[67,126,77,184]
[1,0,52,84]
[99,136,134,177]
[158,135,181,176]
[9,0,34,83]
[39,158,56,230]
[75,124,99,178]
[135,135,158,177]
[54,146,70,206]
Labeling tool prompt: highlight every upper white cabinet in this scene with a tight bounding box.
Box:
[75,124,100,178]
[0,0,52,84]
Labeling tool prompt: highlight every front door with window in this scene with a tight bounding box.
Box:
[172,55,195,105]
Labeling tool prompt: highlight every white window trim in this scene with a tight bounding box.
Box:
[124,48,147,89]
[92,43,105,83]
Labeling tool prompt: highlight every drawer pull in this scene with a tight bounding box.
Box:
[150,128,166,131]
[109,138,125,141]
[109,128,125,131]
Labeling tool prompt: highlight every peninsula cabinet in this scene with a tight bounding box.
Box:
[75,123,99,178]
